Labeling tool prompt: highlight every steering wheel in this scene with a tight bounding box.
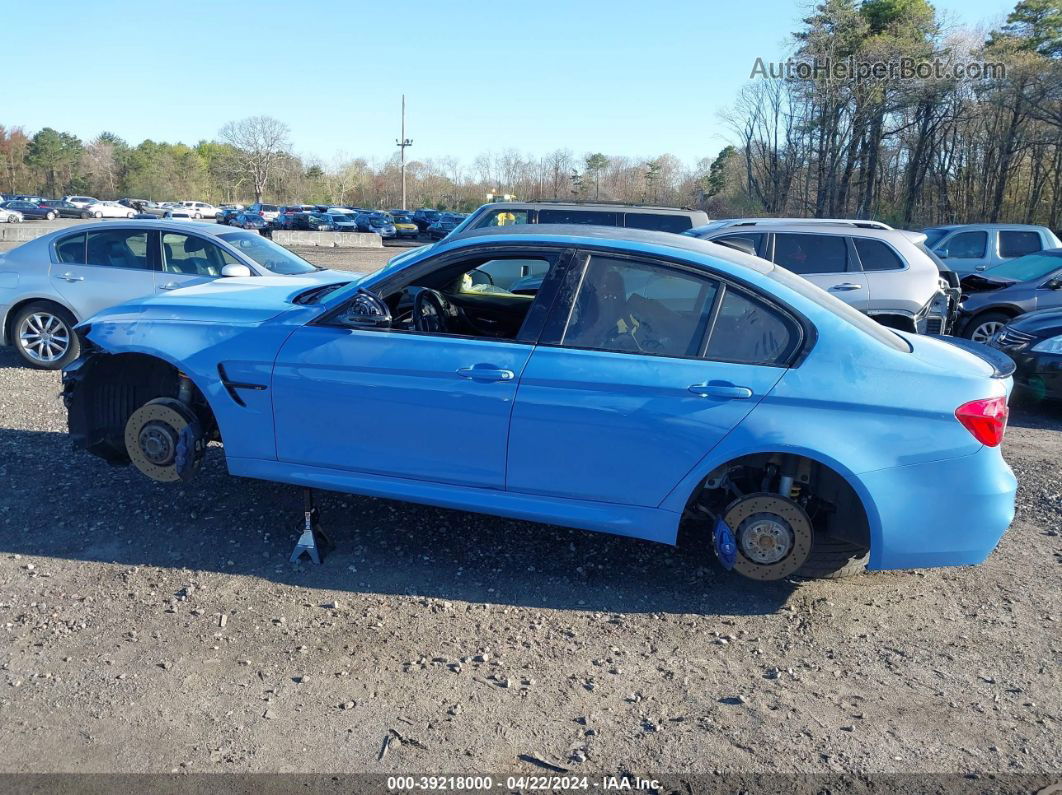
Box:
[413,288,452,333]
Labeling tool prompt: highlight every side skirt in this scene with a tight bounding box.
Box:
[226,457,681,545]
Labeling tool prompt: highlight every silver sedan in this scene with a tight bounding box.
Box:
[0,220,349,368]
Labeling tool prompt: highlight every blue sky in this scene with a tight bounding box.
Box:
[3,0,1014,167]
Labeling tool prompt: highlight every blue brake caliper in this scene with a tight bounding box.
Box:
[713,518,737,571]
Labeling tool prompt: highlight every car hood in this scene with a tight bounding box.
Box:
[960,273,1016,294]
[1007,307,1062,335]
[92,272,356,325]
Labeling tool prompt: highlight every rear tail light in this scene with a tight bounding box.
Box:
[955,396,1008,447]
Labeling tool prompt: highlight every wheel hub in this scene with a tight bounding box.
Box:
[737,513,793,564]
[138,421,177,466]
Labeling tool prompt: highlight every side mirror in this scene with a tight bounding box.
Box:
[221,263,251,278]
[343,289,392,328]
[1043,278,1062,291]
[935,248,949,259]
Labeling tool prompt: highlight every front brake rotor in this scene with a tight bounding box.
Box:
[723,493,813,581]
[124,397,204,483]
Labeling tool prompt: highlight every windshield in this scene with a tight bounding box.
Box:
[371,215,392,225]
[923,228,949,248]
[987,252,1062,283]
[217,231,319,275]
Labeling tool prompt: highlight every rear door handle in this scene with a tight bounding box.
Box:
[159,281,180,290]
[457,366,515,382]
[56,272,84,282]
[829,282,863,291]
[688,383,753,399]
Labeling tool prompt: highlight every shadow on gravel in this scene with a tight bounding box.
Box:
[0,427,794,617]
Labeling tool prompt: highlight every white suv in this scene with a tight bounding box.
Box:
[689,223,959,335]
[178,201,221,220]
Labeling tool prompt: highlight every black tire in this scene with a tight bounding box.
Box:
[10,301,80,370]
[795,536,869,579]
[81,211,91,219]
[963,311,1012,343]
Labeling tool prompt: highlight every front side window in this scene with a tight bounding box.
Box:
[538,209,620,226]
[854,238,904,271]
[562,256,717,358]
[773,233,848,275]
[85,229,151,270]
[942,231,986,258]
[55,233,86,264]
[472,208,531,229]
[999,230,1042,258]
[162,233,239,276]
[623,213,692,233]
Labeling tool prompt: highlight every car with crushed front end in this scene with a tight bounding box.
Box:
[0,220,348,369]
[957,249,1062,342]
[61,225,1017,582]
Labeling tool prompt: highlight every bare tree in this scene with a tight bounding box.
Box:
[219,116,291,202]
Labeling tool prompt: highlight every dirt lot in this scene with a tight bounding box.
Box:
[0,237,1059,779]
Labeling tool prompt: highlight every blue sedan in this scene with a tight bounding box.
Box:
[62,226,1017,580]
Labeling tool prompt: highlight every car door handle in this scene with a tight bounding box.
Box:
[56,272,84,282]
[688,383,754,399]
[828,283,863,291]
[457,366,515,382]
[159,281,180,290]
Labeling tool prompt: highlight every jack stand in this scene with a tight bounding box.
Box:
[289,488,333,564]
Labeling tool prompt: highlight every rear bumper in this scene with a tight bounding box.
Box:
[862,445,1016,570]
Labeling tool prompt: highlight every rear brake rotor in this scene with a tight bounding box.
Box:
[124,397,203,483]
[723,493,813,581]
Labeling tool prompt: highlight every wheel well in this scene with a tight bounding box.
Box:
[65,352,218,464]
[677,453,871,553]
[4,297,77,345]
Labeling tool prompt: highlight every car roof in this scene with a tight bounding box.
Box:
[697,222,917,241]
[444,223,774,274]
[26,219,243,243]
[924,223,1053,231]
[477,201,702,215]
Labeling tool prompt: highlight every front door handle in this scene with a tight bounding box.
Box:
[688,383,753,399]
[829,282,863,291]
[56,272,84,282]
[457,366,515,382]
[159,281,180,290]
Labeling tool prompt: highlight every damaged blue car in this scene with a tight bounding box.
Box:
[63,226,1017,580]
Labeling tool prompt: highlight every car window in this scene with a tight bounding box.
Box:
[465,258,551,292]
[623,213,692,233]
[999,230,1042,258]
[715,233,764,256]
[538,209,620,226]
[704,287,798,366]
[562,255,717,358]
[773,233,848,274]
[162,233,238,276]
[85,229,151,270]
[217,231,318,275]
[55,233,86,264]
[471,208,531,229]
[942,231,986,258]
[854,238,904,271]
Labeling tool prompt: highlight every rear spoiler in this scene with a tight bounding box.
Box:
[940,337,1016,379]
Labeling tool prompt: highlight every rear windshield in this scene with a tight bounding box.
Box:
[766,265,911,353]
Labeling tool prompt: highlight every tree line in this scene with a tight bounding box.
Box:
[1,0,1058,228]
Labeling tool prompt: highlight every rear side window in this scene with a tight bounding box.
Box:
[773,233,848,274]
[705,288,798,366]
[942,231,986,258]
[562,255,717,358]
[854,238,904,271]
[55,233,86,263]
[623,213,692,233]
[538,209,619,226]
[999,230,1042,258]
[86,230,152,270]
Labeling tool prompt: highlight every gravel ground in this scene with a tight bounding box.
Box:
[0,260,1059,778]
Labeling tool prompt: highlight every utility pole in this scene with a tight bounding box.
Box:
[396,94,413,210]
